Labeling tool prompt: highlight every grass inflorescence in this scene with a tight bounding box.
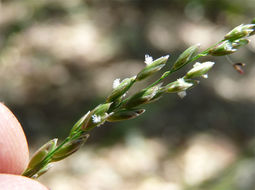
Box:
[22,19,255,179]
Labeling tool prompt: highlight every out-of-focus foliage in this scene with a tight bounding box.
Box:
[1,0,255,189]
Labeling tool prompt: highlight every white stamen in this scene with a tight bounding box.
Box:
[113,78,121,89]
[177,78,193,88]
[145,54,153,65]
[192,61,215,69]
[92,114,101,123]
[177,91,187,98]
[202,74,208,78]
[96,113,112,127]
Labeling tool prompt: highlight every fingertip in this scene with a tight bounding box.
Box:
[0,174,49,190]
[0,103,29,174]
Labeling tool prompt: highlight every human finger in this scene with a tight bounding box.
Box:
[0,174,48,190]
[0,103,29,174]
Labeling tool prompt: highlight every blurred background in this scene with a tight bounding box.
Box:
[1,0,255,189]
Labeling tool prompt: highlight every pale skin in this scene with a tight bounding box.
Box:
[0,103,48,190]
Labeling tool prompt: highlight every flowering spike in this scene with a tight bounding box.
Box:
[209,41,237,56]
[27,139,58,170]
[232,38,250,49]
[82,103,112,131]
[69,111,90,136]
[22,20,255,179]
[51,134,89,162]
[185,61,215,79]
[107,76,136,102]
[124,83,163,108]
[171,44,200,72]
[165,78,198,93]
[136,55,169,81]
[224,24,255,41]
